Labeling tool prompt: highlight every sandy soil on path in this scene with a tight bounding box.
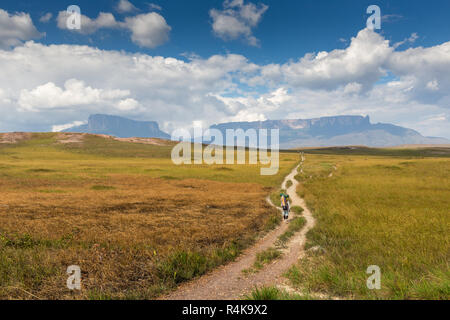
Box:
[161,159,316,300]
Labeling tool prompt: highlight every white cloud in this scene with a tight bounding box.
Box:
[148,3,162,11]
[409,32,419,43]
[56,11,170,48]
[0,9,42,49]
[426,80,439,91]
[39,13,53,23]
[123,13,171,48]
[214,82,450,138]
[52,120,87,132]
[388,40,450,104]
[1,27,450,139]
[0,41,250,132]
[57,11,119,35]
[210,0,268,46]
[18,79,130,111]
[394,32,419,48]
[343,82,363,95]
[116,0,139,13]
[265,29,393,90]
[117,98,140,111]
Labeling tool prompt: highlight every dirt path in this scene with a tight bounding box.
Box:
[162,158,316,300]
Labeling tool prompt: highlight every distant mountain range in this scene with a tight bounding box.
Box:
[63,114,449,148]
[210,115,450,148]
[63,114,170,140]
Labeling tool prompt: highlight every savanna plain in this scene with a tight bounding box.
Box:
[0,133,448,300]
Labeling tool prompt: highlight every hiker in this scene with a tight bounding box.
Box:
[280,193,290,220]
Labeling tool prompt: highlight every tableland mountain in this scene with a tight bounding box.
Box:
[63,114,449,148]
[63,114,170,140]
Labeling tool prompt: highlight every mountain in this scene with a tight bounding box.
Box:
[63,114,170,139]
[209,115,450,148]
[63,114,449,148]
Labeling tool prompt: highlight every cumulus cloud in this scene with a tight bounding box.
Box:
[117,98,140,111]
[0,41,251,132]
[116,0,139,13]
[56,10,170,48]
[123,13,171,48]
[387,40,450,104]
[57,11,119,35]
[215,81,450,138]
[1,27,450,138]
[210,0,268,46]
[261,29,393,91]
[0,9,42,49]
[18,79,130,111]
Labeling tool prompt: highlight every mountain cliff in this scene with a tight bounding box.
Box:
[63,114,170,139]
[63,114,449,147]
[209,115,449,148]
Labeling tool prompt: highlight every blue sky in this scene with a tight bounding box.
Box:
[4,0,450,63]
[0,0,450,138]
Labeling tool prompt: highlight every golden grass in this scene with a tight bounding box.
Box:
[0,177,276,299]
[0,133,297,299]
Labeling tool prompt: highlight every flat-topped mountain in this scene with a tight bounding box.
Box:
[63,114,170,139]
[210,115,449,148]
[62,114,449,148]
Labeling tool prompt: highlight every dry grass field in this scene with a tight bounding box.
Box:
[0,133,298,299]
[287,151,450,300]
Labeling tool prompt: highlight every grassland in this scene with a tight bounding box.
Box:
[287,152,450,300]
[243,247,283,274]
[0,133,299,299]
[290,146,450,158]
[276,217,306,248]
[2,133,448,300]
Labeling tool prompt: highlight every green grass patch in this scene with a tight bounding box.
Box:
[263,214,282,232]
[289,154,450,299]
[37,189,67,194]
[255,247,282,269]
[291,206,304,215]
[27,168,55,173]
[276,217,306,248]
[91,185,116,191]
[243,247,282,274]
[245,286,313,300]
[157,241,245,286]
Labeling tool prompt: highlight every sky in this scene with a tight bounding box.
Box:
[0,0,450,138]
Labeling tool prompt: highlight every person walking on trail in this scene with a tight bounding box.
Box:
[280,193,290,220]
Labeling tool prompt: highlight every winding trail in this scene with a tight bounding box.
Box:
[162,158,316,300]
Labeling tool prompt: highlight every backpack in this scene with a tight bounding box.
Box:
[281,195,288,210]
